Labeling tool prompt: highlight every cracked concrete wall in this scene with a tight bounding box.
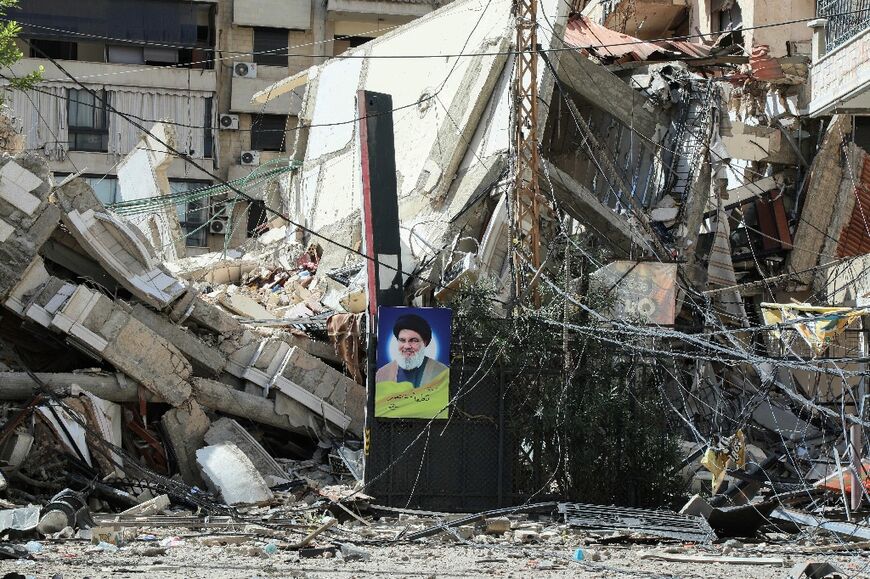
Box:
[288,0,566,275]
[116,123,186,261]
[787,115,850,281]
[162,400,210,486]
[0,154,59,301]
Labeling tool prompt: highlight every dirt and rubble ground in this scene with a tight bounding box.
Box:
[2,524,868,578]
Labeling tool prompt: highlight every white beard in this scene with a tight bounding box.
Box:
[397,349,427,371]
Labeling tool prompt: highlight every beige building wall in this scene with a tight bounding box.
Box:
[211,0,440,252]
[688,0,813,57]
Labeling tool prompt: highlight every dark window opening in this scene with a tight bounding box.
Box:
[204,97,214,158]
[68,88,109,152]
[250,114,287,152]
[247,200,268,237]
[347,36,375,48]
[855,117,870,152]
[29,37,77,60]
[711,0,743,33]
[253,27,288,67]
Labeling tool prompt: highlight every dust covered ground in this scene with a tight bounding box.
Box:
[2,526,866,578]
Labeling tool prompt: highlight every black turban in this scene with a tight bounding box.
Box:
[392,314,432,345]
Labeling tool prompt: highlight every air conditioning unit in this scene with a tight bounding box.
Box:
[241,150,260,166]
[209,219,228,235]
[218,114,239,130]
[233,62,257,78]
[210,201,229,219]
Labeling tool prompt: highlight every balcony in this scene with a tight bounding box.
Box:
[7,58,216,93]
[808,1,870,115]
[327,0,439,20]
[819,0,870,51]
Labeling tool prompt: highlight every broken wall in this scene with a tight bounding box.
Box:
[288,0,568,282]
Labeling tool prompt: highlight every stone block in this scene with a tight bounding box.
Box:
[119,494,170,517]
[218,292,272,319]
[485,517,511,535]
[513,529,539,543]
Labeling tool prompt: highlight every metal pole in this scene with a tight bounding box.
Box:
[851,320,866,511]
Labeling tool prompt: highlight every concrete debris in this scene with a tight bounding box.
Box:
[118,494,170,518]
[195,442,274,506]
[1,0,869,573]
[203,417,289,486]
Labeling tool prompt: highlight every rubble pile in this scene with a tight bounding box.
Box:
[2,0,870,573]
[0,150,370,539]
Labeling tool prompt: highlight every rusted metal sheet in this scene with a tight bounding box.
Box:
[837,152,870,258]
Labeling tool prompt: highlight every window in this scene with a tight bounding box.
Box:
[68,89,109,152]
[253,27,288,67]
[29,38,77,60]
[250,114,287,152]
[171,181,211,247]
[107,45,144,64]
[83,177,119,206]
[203,98,214,158]
[54,174,118,206]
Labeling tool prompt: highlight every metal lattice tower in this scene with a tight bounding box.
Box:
[512,0,543,308]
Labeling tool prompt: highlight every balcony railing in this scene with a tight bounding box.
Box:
[819,0,870,52]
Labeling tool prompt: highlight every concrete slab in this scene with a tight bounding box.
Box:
[196,442,274,506]
[116,123,186,261]
[204,417,288,486]
[219,292,273,319]
[55,178,187,309]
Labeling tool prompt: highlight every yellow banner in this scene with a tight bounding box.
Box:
[761,303,867,355]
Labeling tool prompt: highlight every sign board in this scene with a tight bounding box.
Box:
[590,261,677,325]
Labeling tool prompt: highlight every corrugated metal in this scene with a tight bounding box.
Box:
[564,16,710,62]
[565,16,668,62]
[836,152,870,257]
[658,40,711,59]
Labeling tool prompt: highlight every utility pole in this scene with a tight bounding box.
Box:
[512,0,543,308]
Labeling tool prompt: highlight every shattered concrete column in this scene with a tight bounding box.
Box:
[0,371,328,437]
[130,303,227,379]
[192,378,320,436]
[169,288,243,335]
[0,372,142,401]
[162,400,211,486]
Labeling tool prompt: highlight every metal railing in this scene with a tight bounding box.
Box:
[819,0,870,52]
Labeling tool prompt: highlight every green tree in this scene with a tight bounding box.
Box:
[450,237,683,508]
[0,0,42,96]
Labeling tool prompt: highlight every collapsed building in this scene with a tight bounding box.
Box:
[1,0,870,563]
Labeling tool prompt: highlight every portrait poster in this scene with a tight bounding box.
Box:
[375,306,452,419]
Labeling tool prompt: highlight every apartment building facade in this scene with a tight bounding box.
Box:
[4,0,442,254]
